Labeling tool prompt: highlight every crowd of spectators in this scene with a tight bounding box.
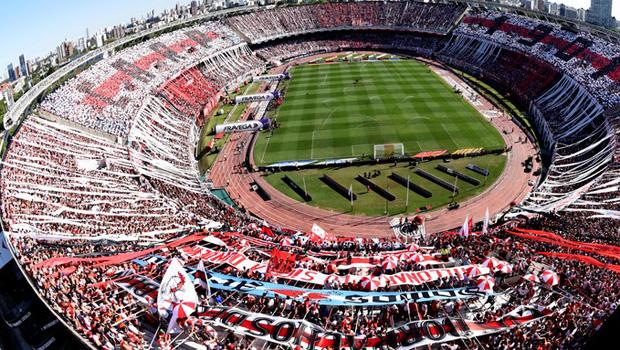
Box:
[228,2,466,43]
[254,32,442,63]
[0,116,204,239]
[458,10,620,107]
[438,31,614,218]
[1,3,620,350]
[40,22,242,137]
[130,45,265,196]
[5,215,618,350]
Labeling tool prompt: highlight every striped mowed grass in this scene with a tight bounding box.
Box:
[254,59,505,165]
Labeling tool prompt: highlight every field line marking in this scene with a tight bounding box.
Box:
[319,73,328,87]
[320,107,337,129]
[259,132,272,164]
[440,123,460,149]
[311,130,316,160]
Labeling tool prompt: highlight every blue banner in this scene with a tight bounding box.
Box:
[197,269,491,306]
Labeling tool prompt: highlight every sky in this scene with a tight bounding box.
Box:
[0,0,618,77]
[0,0,182,76]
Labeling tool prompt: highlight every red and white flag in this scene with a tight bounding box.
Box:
[157,258,199,333]
[193,260,211,299]
[458,215,470,237]
[310,223,329,242]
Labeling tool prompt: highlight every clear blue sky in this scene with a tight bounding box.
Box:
[0,0,618,78]
[0,0,182,76]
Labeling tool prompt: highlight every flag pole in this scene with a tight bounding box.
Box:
[451,176,458,202]
[406,175,410,211]
[349,184,354,212]
[303,176,307,195]
[484,157,490,185]
[385,175,389,215]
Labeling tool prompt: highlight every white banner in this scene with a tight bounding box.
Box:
[179,246,490,288]
[188,304,553,350]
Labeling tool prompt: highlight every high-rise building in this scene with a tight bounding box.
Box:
[578,8,587,21]
[191,1,199,15]
[77,37,86,52]
[533,0,545,12]
[548,2,560,16]
[6,64,16,82]
[56,45,66,63]
[586,0,615,28]
[112,25,126,39]
[18,54,29,77]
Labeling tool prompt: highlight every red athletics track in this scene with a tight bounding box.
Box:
[208,52,539,238]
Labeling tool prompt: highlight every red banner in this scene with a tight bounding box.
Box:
[508,228,620,260]
[538,251,620,274]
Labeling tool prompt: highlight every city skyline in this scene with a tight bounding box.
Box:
[0,0,618,77]
[0,0,183,76]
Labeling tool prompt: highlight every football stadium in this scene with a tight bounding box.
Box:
[0,1,618,349]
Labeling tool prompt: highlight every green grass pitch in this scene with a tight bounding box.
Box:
[254,59,505,165]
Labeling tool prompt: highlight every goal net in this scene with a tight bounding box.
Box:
[373,143,404,159]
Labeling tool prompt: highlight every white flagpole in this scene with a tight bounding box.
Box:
[303,176,307,195]
[406,175,410,211]
[483,207,490,235]
[206,276,212,304]
[349,184,353,211]
[452,176,458,201]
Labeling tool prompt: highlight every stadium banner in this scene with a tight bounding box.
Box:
[253,73,288,82]
[114,271,160,304]
[266,160,317,168]
[215,120,266,134]
[217,231,431,257]
[178,246,490,288]
[234,92,278,104]
[507,229,620,260]
[188,304,553,350]
[332,255,449,269]
[537,252,620,274]
[109,267,494,307]
[199,269,492,306]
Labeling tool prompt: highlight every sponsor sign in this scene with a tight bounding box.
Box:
[253,74,287,82]
[234,92,275,104]
[215,120,264,134]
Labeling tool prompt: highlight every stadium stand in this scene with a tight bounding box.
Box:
[0,3,618,350]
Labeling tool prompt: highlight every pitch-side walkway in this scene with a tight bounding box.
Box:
[209,53,539,237]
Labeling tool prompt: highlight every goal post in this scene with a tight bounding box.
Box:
[373,143,405,159]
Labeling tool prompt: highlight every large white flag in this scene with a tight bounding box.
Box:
[482,208,490,234]
[458,215,469,237]
[157,258,199,333]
